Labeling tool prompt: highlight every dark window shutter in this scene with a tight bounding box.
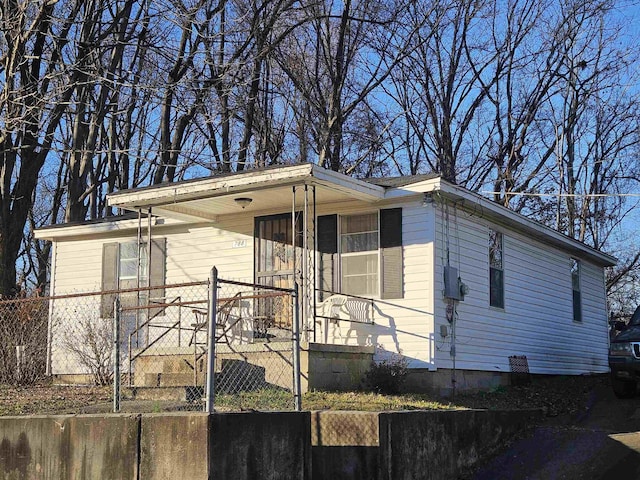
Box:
[149,238,167,317]
[317,215,337,300]
[380,208,403,299]
[101,243,119,318]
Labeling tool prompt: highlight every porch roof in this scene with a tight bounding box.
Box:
[106,163,386,222]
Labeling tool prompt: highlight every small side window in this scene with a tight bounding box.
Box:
[489,229,504,309]
[571,258,581,322]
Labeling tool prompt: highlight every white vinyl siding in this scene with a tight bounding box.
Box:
[434,207,608,376]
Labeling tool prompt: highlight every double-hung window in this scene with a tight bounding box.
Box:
[340,213,379,296]
[118,241,148,290]
[489,229,504,308]
[317,208,403,300]
[101,238,166,318]
[571,258,581,322]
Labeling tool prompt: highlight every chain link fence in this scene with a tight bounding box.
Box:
[212,277,299,411]
[0,269,301,415]
[0,295,49,386]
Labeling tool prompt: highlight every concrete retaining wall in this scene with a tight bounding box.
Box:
[0,409,541,480]
[311,408,543,480]
[0,415,139,480]
[210,412,311,480]
[379,409,542,480]
[0,412,310,480]
[140,413,209,480]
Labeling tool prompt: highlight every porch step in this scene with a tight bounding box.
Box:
[123,385,204,403]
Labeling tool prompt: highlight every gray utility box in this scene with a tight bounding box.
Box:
[444,265,462,300]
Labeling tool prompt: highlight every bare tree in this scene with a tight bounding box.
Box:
[387,0,496,181]
[0,1,92,295]
[276,0,421,172]
[64,0,144,221]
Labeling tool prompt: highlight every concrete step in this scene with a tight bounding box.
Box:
[123,385,204,402]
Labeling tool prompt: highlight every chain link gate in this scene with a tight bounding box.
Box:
[207,270,301,412]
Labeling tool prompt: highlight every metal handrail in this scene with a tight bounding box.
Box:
[126,296,183,384]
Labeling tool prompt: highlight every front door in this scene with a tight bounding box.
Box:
[255,213,300,328]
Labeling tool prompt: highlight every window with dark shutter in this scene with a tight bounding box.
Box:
[330,208,403,299]
[100,238,166,318]
[340,213,379,296]
[101,243,119,318]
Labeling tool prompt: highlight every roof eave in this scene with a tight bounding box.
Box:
[107,164,385,210]
[436,180,617,267]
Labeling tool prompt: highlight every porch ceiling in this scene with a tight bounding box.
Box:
[107,164,386,222]
[150,183,359,222]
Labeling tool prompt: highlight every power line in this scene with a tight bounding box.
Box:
[480,191,640,198]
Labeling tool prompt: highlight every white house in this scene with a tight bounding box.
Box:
[36,163,616,393]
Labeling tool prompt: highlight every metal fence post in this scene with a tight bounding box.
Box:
[205,267,218,413]
[113,297,121,413]
[292,283,302,411]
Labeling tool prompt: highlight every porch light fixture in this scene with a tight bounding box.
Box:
[234,197,253,209]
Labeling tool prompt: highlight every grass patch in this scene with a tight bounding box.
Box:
[0,374,607,416]
[303,391,456,411]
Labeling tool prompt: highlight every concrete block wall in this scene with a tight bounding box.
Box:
[311,409,543,480]
[403,368,511,396]
[140,414,210,480]
[301,343,374,392]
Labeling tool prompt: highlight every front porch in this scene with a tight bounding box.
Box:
[45,273,377,406]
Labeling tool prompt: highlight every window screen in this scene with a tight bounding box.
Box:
[340,213,379,296]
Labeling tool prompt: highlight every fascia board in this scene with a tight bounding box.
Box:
[309,165,385,201]
[34,217,184,241]
[382,177,443,198]
[107,164,386,210]
[107,164,316,208]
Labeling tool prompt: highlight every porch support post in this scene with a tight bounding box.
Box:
[113,297,121,413]
[292,186,297,310]
[293,184,317,344]
[303,185,308,342]
[205,266,218,413]
[312,185,317,343]
[292,283,302,411]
